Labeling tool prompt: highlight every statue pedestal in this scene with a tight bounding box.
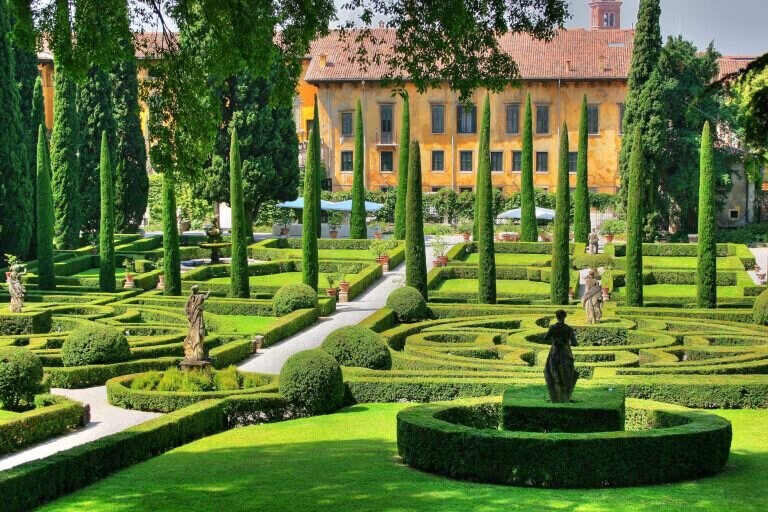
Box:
[179,359,212,371]
[338,291,349,303]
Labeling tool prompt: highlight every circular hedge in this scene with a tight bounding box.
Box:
[753,288,768,325]
[386,286,428,323]
[61,323,132,367]
[0,347,44,411]
[279,349,344,415]
[321,326,392,370]
[273,283,318,316]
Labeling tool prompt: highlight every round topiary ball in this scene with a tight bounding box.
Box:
[61,323,132,367]
[273,283,318,316]
[753,288,768,325]
[386,286,428,323]
[321,326,392,370]
[0,347,44,411]
[279,349,344,415]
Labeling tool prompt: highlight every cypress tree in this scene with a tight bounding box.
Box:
[50,1,80,249]
[625,128,645,307]
[574,95,591,243]
[36,125,55,290]
[697,122,716,308]
[32,77,45,138]
[302,96,320,291]
[229,127,250,298]
[551,123,571,305]
[520,93,537,242]
[476,95,496,304]
[162,169,181,296]
[78,67,116,234]
[350,99,367,239]
[394,93,410,240]
[0,0,32,260]
[98,131,115,292]
[405,141,428,299]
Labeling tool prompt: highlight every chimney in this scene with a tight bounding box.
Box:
[588,1,622,30]
[318,54,327,67]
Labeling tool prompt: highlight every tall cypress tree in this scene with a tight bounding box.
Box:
[78,67,116,234]
[50,1,81,249]
[520,93,537,242]
[162,170,181,295]
[476,95,496,304]
[98,131,115,292]
[302,96,320,291]
[0,0,31,261]
[394,93,410,240]
[350,99,367,238]
[551,123,570,305]
[697,122,716,308]
[36,125,55,290]
[625,127,645,307]
[229,127,250,298]
[574,95,591,243]
[405,141,428,299]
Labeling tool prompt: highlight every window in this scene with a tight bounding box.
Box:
[431,104,445,134]
[459,187,473,193]
[618,103,625,134]
[505,103,520,134]
[568,152,578,174]
[729,209,740,220]
[305,119,314,135]
[536,105,549,134]
[380,104,393,144]
[380,151,394,172]
[512,151,522,172]
[491,151,503,173]
[341,151,353,172]
[380,186,391,192]
[431,150,445,172]
[460,151,473,172]
[536,151,549,173]
[587,104,599,134]
[341,112,353,137]
[457,104,477,134]
[431,187,442,192]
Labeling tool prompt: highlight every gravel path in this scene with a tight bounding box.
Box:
[749,247,768,285]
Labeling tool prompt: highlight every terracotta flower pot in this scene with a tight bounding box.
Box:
[329,230,338,239]
[502,233,512,242]
[280,227,290,236]
[511,233,520,242]
[602,287,610,300]
[438,256,448,266]
[339,281,350,293]
[374,231,382,240]
[124,273,136,289]
[462,232,470,242]
[326,288,338,298]
[604,234,614,243]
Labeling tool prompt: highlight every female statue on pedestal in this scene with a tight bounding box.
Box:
[581,269,603,325]
[544,310,579,403]
[183,285,211,363]
[6,264,26,313]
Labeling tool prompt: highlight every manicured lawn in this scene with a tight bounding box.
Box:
[615,256,746,271]
[616,284,745,298]
[265,248,380,261]
[207,272,337,288]
[437,279,550,295]
[0,409,20,423]
[208,315,277,335]
[463,253,551,266]
[72,268,127,277]
[40,404,768,512]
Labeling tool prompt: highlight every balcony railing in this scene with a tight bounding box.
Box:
[376,131,396,146]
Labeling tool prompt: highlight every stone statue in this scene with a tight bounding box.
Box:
[581,269,603,325]
[544,310,579,403]
[183,285,211,363]
[588,230,599,255]
[6,264,26,313]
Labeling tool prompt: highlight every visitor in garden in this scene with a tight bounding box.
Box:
[544,309,579,403]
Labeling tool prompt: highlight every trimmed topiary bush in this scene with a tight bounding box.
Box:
[405,141,428,298]
[302,96,320,290]
[550,122,570,305]
[0,348,44,411]
[350,99,367,239]
[279,349,344,415]
[386,286,428,323]
[273,283,318,316]
[753,289,768,325]
[476,95,496,304]
[625,127,644,307]
[321,326,392,370]
[520,94,537,242]
[61,324,131,367]
[697,121,716,308]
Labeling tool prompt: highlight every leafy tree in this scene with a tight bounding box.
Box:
[394,93,410,240]
[302,97,320,291]
[431,188,461,225]
[574,95,590,243]
[625,128,645,307]
[520,94,537,242]
[229,127,249,299]
[350,98,367,238]
[728,55,768,156]
[98,131,115,292]
[405,141,427,299]
[78,67,116,234]
[550,123,570,305]
[35,124,55,290]
[0,0,31,261]
[476,95,496,304]
[50,0,80,249]
[697,122,716,308]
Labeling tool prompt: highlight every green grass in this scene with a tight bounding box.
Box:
[614,256,746,271]
[72,268,127,277]
[437,279,550,295]
[206,314,277,335]
[40,403,768,512]
[463,253,551,266]
[207,272,337,289]
[616,284,745,298]
[0,409,21,423]
[261,248,379,261]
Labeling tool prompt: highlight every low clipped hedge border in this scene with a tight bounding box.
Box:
[0,395,87,456]
[0,310,52,335]
[396,397,731,488]
[0,394,292,512]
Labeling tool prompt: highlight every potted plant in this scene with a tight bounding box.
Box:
[370,239,396,271]
[372,222,383,239]
[458,222,472,242]
[124,272,136,289]
[599,219,626,244]
[338,273,350,294]
[277,209,292,236]
[328,211,344,239]
[432,235,449,267]
[325,271,341,298]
